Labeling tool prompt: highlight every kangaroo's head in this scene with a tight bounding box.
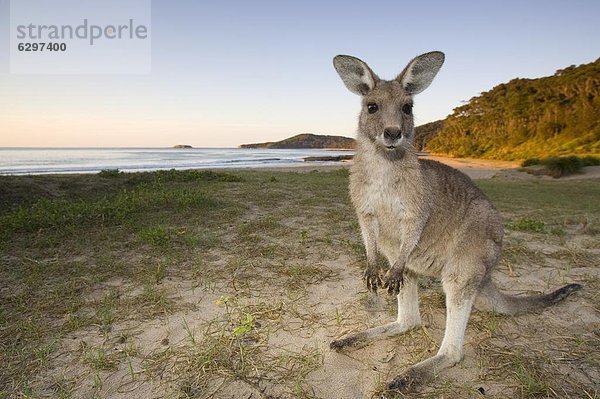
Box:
[333,52,444,159]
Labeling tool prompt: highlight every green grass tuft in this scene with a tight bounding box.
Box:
[98,169,122,178]
[521,155,599,177]
[543,156,584,177]
[521,158,541,167]
[153,168,243,183]
[137,226,172,246]
[508,217,547,233]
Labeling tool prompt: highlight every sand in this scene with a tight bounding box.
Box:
[278,155,600,181]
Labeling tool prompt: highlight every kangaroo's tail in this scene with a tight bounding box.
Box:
[475,279,582,315]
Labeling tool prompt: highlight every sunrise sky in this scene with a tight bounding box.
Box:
[0,0,599,147]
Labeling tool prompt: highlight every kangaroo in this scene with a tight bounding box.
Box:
[330,51,582,392]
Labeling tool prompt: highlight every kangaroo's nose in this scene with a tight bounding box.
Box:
[384,127,402,141]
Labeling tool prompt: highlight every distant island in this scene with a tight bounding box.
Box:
[173,144,193,149]
[240,133,355,149]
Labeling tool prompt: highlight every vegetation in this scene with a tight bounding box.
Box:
[98,169,122,178]
[508,217,547,233]
[414,120,444,151]
[0,169,598,398]
[520,155,600,177]
[240,133,355,149]
[427,58,600,160]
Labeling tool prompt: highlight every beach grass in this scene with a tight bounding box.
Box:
[520,155,600,178]
[0,168,598,398]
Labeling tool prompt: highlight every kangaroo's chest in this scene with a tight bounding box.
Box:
[351,172,412,225]
[367,178,406,218]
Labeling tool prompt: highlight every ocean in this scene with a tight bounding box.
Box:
[0,147,354,175]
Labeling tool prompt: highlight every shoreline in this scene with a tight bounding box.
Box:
[2,156,599,180]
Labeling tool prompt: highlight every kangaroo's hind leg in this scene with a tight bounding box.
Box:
[331,271,421,350]
[387,267,482,392]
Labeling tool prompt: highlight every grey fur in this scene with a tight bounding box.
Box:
[330,52,582,392]
[333,55,378,96]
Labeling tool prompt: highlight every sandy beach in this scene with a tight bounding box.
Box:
[278,155,600,181]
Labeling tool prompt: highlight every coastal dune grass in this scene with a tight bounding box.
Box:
[520,155,600,178]
[0,168,598,398]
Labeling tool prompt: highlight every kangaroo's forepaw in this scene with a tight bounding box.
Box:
[383,267,404,296]
[363,266,381,293]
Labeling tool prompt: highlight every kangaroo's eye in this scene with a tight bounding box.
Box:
[367,103,379,114]
[402,103,413,115]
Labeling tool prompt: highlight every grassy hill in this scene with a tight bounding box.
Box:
[414,120,444,151]
[240,133,355,149]
[426,58,600,160]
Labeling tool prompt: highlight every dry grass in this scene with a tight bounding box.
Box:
[0,169,598,398]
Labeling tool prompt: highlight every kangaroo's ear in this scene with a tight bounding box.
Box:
[333,55,377,96]
[397,51,445,95]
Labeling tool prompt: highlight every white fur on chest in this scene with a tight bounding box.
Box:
[350,154,424,261]
[362,173,408,220]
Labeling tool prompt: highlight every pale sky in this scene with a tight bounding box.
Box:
[0,0,599,148]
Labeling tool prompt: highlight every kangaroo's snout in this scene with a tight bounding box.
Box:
[384,127,402,141]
